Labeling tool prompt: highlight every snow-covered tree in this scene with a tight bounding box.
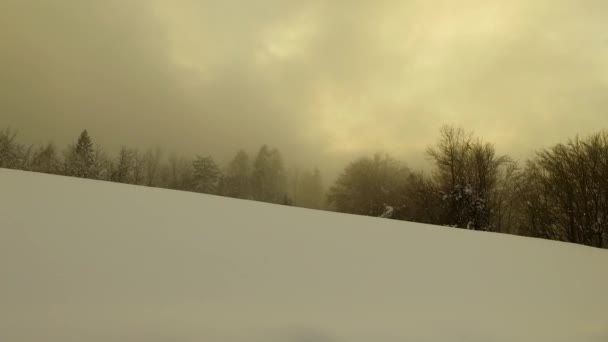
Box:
[111,146,135,183]
[0,127,20,168]
[31,142,62,174]
[0,127,31,170]
[64,130,96,178]
[192,155,221,194]
[426,125,513,231]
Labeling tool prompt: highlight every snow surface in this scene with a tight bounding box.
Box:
[1,168,607,342]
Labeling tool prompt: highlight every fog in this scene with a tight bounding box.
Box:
[2,0,608,180]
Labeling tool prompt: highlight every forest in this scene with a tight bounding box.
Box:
[1,125,607,249]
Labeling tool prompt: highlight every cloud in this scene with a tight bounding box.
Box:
[2,0,608,180]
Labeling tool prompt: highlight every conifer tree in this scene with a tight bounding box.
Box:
[251,145,287,203]
[65,130,96,178]
[192,155,221,194]
[220,149,252,199]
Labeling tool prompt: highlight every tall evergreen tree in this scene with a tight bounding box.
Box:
[294,167,325,209]
[251,145,287,204]
[192,155,221,194]
[65,130,96,178]
[220,149,252,199]
[310,168,324,208]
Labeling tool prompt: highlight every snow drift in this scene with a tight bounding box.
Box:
[1,168,607,342]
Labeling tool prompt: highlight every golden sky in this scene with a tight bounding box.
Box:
[2,1,608,178]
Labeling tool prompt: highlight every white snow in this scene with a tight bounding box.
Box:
[379,205,394,218]
[1,168,608,342]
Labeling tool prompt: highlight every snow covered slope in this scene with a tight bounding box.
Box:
[1,168,607,342]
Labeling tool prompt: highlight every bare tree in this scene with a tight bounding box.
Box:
[490,160,524,234]
[426,125,513,231]
[523,131,608,248]
[404,171,442,224]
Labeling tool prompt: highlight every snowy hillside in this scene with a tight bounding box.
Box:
[1,168,607,342]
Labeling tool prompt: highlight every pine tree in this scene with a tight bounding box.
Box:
[293,167,325,209]
[310,167,324,209]
[65,130,96,178]
[251,145,272,201]
[251,145,287,204]
[192,155,221,194]
[220,149,252,199]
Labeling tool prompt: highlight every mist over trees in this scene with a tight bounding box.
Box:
[1,125,607,249]
[289,167,324,210]
[251,145,288,204]
[218,150,252,199]
[327,153,410,218]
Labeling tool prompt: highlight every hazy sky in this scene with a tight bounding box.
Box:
[2,1,608,180]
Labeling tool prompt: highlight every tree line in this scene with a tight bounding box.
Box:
[1,125,607,249]
[326,125,608,249]
[0,128,324,209]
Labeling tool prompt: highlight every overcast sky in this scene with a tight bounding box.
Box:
[2,0,608,180]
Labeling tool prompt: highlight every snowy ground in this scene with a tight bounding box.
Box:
[1,168,607,342]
